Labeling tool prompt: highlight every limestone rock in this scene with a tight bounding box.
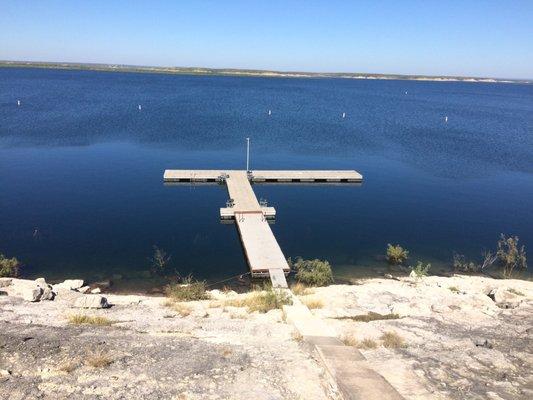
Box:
[488,288,521,305]
[53,279,84,291]
[78,286,90,294]
[40,286,55,301]
[23,287,43,302]
[35,277,47,285]
[73,295,109,309]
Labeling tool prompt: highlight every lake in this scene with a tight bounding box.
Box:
[1,67,532,291]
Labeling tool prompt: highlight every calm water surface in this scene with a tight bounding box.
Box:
[1,68,532,290]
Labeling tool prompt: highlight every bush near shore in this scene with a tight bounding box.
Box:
[289,257,333,286]
[0,253,21,278]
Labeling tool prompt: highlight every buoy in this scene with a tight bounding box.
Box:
[445,116,448,123]
[268,109,271,116]
[405,91,408,95]
[342,112,346,118]
[17,100,21,106]
[138,104,142,111]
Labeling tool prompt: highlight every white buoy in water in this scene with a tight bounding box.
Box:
[268,109,271,116]
[405,91,408,95]
[17,100,21,106]
[445,116,448,123]
[138,104,142,111]
[342,112,346,118]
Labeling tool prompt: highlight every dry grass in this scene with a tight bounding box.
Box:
[57,361,77,373]
[507,288,525,296]
[381,331,407,348]
[291,283,314,296]
[359,338,378,349]
[300,297,324,309]
[292,330,303,342]
[85,349,113,368]
[163,300,193,316]
[334,312,400,322]
[341,334,358,347]
[220,346,233,358]
[223,289,292,313]
[68,314,113,326]
[341,335,378,349]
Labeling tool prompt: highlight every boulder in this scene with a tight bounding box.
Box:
[488,287,521,305]
[35,277,47,285]
[23,287,43,302]
[73,295,110,309]
[90,287,101,294]
[53,279,84,291]
[40,286,55,301]
[78,286,90,294]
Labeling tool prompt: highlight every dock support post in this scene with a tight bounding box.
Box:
[246,137,250,172]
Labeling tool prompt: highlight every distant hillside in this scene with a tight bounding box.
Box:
[0,60,529,84]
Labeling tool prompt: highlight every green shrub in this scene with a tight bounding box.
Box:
[386,244,409,265]
[411,261,431,277]
[165,276,210,301]
[0,254,21,277]
[290,257,333,286]
[496,234,527,278]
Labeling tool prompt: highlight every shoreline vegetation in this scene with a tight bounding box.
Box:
[1,60,530,84]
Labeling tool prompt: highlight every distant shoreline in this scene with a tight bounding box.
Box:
[1,60,530,84]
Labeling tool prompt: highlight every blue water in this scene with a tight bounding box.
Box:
[1,68,532,290]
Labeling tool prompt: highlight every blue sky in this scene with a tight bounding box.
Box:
[1,1,532,79]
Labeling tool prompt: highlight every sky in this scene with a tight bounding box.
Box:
[1,1,532,79]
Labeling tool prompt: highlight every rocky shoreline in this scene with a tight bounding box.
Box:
[1,274,532,399]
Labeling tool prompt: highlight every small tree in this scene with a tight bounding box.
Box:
[0,253,21,278]
[386,244,409,265]
[290,257,333,287]
[497,234,527,278]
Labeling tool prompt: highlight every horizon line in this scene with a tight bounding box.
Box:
[0,59,531,84]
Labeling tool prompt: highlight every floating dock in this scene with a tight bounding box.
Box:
[164,169,363,287]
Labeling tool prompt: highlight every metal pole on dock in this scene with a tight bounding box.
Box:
[246,137,250,172]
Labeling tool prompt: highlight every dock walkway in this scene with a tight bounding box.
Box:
[164,169,363,288]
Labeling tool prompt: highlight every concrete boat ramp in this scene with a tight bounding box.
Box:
[163,169,362,288]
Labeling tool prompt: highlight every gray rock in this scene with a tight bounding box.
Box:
[73,295,110,309]
[40,287,55,301]
[23,287,43,302]
[474,338,493,349]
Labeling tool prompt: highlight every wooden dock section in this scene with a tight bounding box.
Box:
[163,169,362,183]
[164,169,363,287]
